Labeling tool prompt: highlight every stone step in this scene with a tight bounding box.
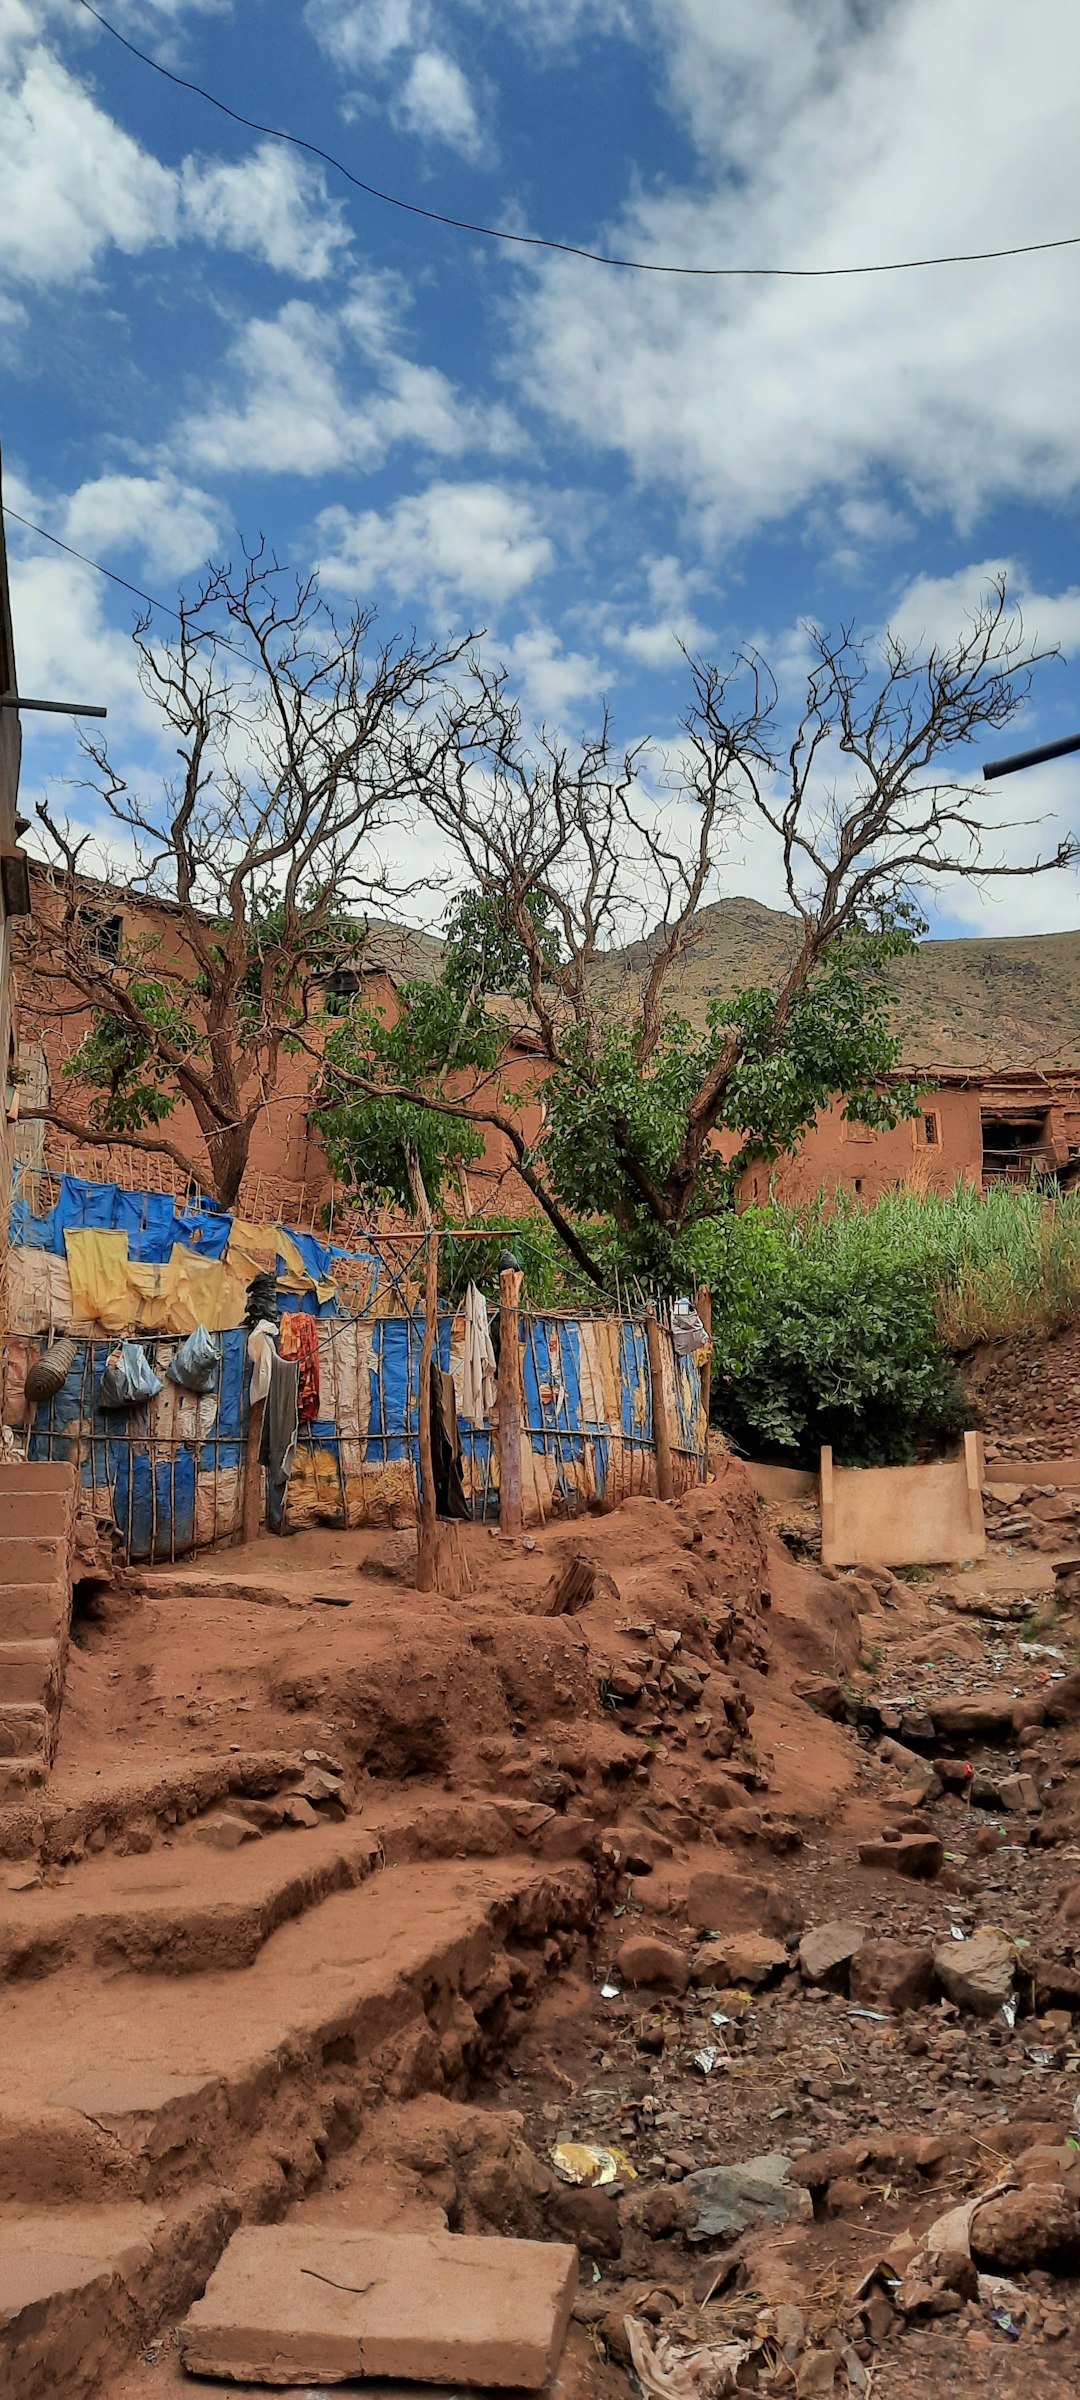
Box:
[0,1747,328,1868]
[0,2190,233,2400]
[0,1535,70,1588]
[0,1797,566,1983]
[0,1640,61,1712]
[0,1492,73,1542]
[0,1854,596,2207]
[0,1581,71,1643]
[0,1462,77,1493]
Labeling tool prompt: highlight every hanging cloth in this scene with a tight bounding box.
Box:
[279,1310,321,1423]
[259,1350,299,1535]
[430,1360,470,1521]
[461,1281,497,1425]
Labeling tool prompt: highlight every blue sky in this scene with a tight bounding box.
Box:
[3,0,1080,941]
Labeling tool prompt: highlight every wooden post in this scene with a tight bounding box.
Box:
[498,1266,524,1537]
[819,1445,835,1566]
[695,1283,713,1436]
[645,1308,675,1503]
[415,1227,441,1593]
[242,1392,265,1545]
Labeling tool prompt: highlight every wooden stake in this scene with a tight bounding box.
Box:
[645,1308,674,1503]
[498,1265,524,1537]
[242,1392,266,1545]
[416,1225,441,1592]
[695,1282,713,1439]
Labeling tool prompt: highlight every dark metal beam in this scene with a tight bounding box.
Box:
[983,729,1080,781]
[0,693,107,718]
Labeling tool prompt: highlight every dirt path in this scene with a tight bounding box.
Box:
[4,1455,1080,2397]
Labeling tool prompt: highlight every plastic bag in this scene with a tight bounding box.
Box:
[166,1325,220,1394]
[99,1342,163,1410]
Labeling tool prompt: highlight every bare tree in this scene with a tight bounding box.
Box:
[323,577,1077,1279]
[20,551,471,1208]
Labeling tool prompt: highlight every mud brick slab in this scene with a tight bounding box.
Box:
[178,2224,578,2389]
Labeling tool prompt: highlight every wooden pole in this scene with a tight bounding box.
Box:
[695,1283,713,1439]
[645,1308,675,1503]
[498,1266,524,1537]
[242,1391,266,1545]
[416,1226,441,1593]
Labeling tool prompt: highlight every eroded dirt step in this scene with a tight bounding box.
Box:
[0,1746,328,1865]
[0,1855,603,2400]
[0,1796,588,1982]
[0,1854,601,2208]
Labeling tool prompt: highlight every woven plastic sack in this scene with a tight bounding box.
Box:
[166,1325,220,1395]
[99,1342,163,1410]
[25,1336,78,1402]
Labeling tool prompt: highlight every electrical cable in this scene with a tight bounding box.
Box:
[75,0,1080,282]
[3,503,257,666]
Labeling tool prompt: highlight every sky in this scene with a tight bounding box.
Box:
[2,0,1080,942]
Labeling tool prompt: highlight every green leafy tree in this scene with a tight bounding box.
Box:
[329,583,1073,1287]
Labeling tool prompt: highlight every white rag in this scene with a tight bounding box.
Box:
[246,1318,278,1406]
[461,1281,497,1425]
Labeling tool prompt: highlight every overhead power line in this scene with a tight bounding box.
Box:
[2,504,255,667]
[76,0,1080,282]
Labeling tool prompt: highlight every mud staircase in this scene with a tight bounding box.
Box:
[0,1460,76,1802]
[0,1762,600,2400]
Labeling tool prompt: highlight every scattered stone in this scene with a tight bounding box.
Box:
[681,2153,813,2241]
[971,2184,1080,2272]
[280,1796,322,1829]
[931,1695,1017,1742]
[614,1934,690,1994]
[799,1921,866,1990]
[932,1928,1013,2017]
[4,1864,42,1891]
[857,1830,944,1879]
[849,1940,934,2013]
[792,1677,845,1719]
[191,1812,262,1851]
[707,1932,788,1989]
[687,1867,801,1938]
[794,2352,837,2396]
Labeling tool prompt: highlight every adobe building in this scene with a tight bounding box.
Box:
[12,862,1080,1223]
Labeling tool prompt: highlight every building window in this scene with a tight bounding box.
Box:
[981,1109,1049,1183]
[922,1110,941,1147]
[76,908,122,961]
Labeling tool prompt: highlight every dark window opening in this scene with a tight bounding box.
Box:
[320,965,363,1017]
[76,908,122,961]
[854,1177,863,1194]
[981,1109,1049,1182]
[922,1110,941,1146]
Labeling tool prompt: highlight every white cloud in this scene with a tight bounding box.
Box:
[61,476,225,578]
[318,481,553,606]
[501,628,601,720]
[515,0,1080,548]
[181,143,350,281]
[398,49,485,158]
[305,0,489,159]
[5,551,162,737]
[0,48,177,286]
[0,28,348,292]
[178,288,519,477]
[887,560,1080,663]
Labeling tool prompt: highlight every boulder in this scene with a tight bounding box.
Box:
[687,1867,802,1939]
[971,2184,1080,2271]
[857,1830,943,1880]
[932,1927,1013,2016]
[614,1933,690,1993]
[849,1940,934,2013]
[930,1694,1017,1743]
[707,1932,788,1989]
[798,1921,866,1990]
[681,2153,813,2242]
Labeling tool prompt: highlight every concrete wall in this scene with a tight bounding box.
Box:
[821,1432,986,1567]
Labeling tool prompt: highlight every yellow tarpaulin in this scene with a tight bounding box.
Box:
[227,1220,335,1303]
[64,1229,250,1334]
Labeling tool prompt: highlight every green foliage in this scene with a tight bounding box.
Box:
[706,1199,970,1468]
[437,1216,583,1310]
[442,887,561,1002]
[541,920,925,1289]
[318,976,502,1218]
[62,974,196,1133]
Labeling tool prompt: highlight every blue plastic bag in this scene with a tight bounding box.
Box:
[166,1325,221,1395]
[98,1342,163,1410]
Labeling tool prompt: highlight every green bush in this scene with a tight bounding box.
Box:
[706,1202,970,1468]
